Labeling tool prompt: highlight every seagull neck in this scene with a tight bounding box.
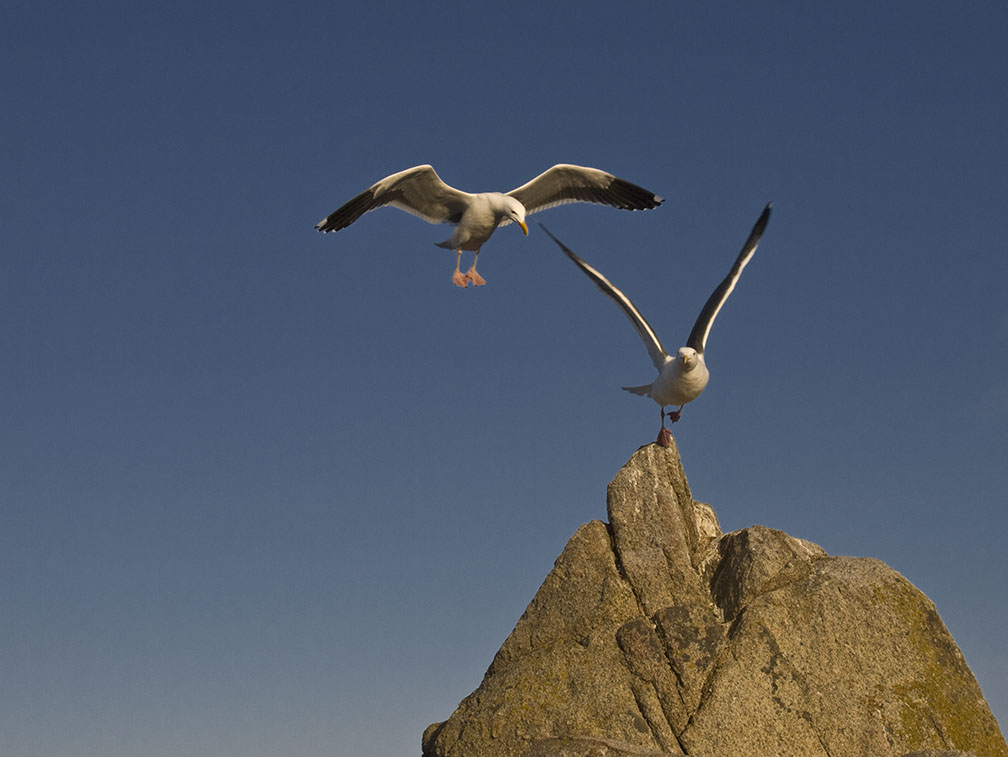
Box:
[481,192,509,209]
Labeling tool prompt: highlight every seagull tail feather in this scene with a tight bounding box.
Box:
[621,384,652,397]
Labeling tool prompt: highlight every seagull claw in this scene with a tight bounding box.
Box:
[657,428,673,447]
[452,271,470,288]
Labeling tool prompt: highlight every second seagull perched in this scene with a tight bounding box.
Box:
[315,164,663,288]
[541,203,772,447]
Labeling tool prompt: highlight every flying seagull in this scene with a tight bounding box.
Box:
[315,164,663,288]
[541,203,772,447]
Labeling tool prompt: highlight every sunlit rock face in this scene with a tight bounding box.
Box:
[422,440,1007,757]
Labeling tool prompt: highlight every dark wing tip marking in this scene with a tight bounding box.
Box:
[686,202,773,353]
[752,202,772,235]
[540,222,669,371]
[315,187,378,233]
[537,222,578,260]
[538,223,599,277]
[606,177,664,210]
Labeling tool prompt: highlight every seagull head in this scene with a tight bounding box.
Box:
[677,347,700,372]
[502,196,529,235]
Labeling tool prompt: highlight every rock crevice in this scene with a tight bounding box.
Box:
[422,441,1006,757]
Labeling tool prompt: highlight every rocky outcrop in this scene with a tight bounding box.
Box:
[422,441,1007,757]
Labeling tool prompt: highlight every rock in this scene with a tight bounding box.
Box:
[422,441,1006,757]
[521,737,671,756]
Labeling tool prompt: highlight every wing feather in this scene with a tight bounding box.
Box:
[541,224,669,372]
[316,165,472,232]
[686,203,772,354]
[507,164,663,216]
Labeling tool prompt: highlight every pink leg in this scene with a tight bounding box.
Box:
[464,250,487,286]
[657,407,671,447]
[656,406,683,447]
[452,250,469,288]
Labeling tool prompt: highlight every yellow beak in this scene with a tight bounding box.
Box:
[518,220,529,236]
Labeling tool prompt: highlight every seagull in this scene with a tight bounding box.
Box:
[315,164,663,288]
[541,203,772,447]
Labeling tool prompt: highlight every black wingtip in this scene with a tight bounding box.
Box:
[538,223,579,260]
[607,177,665,210]
[537,222,564,249]
[752,203,772,236]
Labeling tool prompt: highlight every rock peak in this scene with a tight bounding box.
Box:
[423,441,1006,757]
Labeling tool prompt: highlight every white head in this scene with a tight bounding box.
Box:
[502,196,529,236]
[677,347,700,372]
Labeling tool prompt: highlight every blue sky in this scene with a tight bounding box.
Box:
[2,2,1006,755]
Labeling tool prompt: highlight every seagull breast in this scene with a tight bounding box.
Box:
[650,355,710,407]
[447,194,508,251]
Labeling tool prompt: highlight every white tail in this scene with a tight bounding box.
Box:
[621,384,652,397]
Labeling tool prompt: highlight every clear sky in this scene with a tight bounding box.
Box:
[2,2,1006,755]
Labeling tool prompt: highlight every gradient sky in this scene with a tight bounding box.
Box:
[3,3,1006,756]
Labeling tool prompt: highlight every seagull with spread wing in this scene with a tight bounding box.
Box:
[541,203,772,446]
[315,164,663,287]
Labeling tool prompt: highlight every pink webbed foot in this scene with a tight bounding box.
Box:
[656,407,682,446]
[452,270,470,288]
[464,267,486,287]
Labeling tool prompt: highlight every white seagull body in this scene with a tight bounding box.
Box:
[315,164,663,287]
[542,203,772,446]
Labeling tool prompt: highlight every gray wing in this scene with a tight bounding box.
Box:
[686,203,772,354]
[506,164,663,216]
[315,165,473,232]
[540,224,669,372]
